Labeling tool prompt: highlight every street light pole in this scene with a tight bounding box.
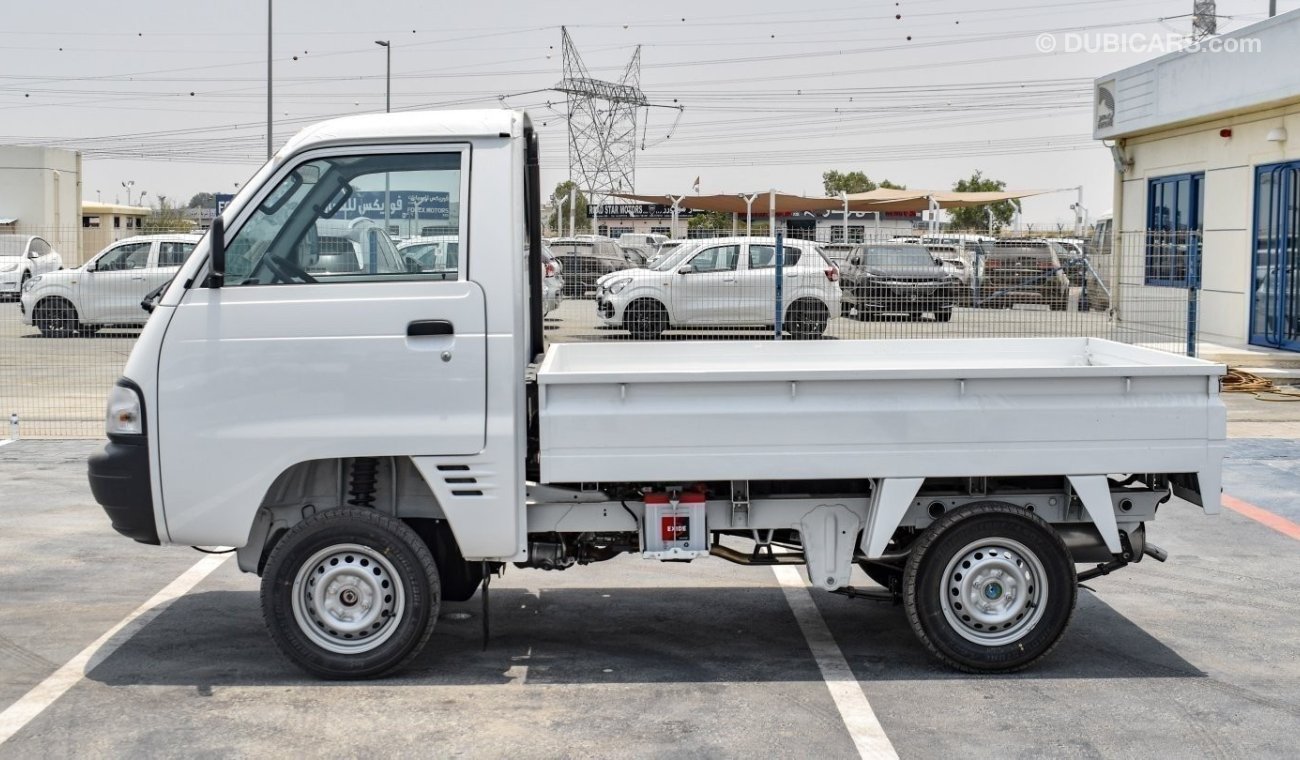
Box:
[121,180,134,206]
[374,41,391,113]
[376,41,392,234]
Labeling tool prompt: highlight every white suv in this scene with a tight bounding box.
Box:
[21,234,201,337]
[595,237,841,339]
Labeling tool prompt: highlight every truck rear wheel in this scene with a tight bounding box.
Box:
[260,507,440,679]
[902,503,1075,673]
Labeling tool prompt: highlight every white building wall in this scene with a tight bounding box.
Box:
[0,145,82,256]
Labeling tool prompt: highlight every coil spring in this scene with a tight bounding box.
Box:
[348,457,379,507]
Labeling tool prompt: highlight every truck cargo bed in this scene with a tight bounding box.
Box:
[536,338,1226,492]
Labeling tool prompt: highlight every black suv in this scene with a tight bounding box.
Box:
[839,243,958,321]
[974,240,1071,310]
[549,237,631,297]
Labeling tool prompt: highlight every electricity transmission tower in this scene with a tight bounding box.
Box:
[553,27,650,205]
[1192,0,1217,40]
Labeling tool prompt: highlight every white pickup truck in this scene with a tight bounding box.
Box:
[88,110,1227,679]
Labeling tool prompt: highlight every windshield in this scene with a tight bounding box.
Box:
[862,246,937,267]
[649,243,701,271]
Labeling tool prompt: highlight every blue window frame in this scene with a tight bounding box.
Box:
[1145,173,1203,287]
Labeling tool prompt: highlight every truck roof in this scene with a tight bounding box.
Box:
[279,110,523,157]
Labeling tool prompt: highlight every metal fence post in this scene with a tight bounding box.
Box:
[1186,234,1201,357]
[774,232,784,340]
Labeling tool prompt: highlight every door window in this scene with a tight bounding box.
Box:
[30,238,51,256]
[222,152,462,286]
[747,245,802,269]
[96,242,151,271]
[158,242,196,267]
[687,245,740,273]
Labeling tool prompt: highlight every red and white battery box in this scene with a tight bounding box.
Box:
[641,490,708,560]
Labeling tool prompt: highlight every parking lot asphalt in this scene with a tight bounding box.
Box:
[1,439,1299,758]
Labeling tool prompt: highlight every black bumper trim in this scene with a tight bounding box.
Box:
[88,440,159,545]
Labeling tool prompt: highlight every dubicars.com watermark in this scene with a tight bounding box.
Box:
[1035,32,1262,55]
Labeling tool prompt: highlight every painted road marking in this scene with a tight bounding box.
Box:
[0,439,16,448]
[1222,494,1300,542]
[773,566,898,760]
[0,553,230,745]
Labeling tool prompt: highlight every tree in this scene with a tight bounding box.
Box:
[687,210,731,233]
[143,196,195,233]
[821,170,907,196]
[947,170,1019,232]
[187,192,216,209]
[548,180,589,235]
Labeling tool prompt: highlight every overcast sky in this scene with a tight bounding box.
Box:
[1,0,1291,226]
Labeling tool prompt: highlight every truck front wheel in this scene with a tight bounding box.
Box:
[902,503,1076,673]
[260,507,440,679]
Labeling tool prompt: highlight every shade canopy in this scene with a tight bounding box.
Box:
[610,192,842,214]
[612,188,1049,215]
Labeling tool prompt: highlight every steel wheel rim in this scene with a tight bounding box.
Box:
[291,543,406,654]
[939,537,1047,646]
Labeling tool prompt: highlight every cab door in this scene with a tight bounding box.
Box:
[155,146,486,545]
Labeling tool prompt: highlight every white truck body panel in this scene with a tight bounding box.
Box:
[537,337,1226,494]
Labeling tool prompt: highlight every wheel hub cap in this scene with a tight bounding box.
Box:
[290,543,406,654]
[940,538,1048,646]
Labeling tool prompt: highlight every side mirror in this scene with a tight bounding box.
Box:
[208,216,225,288]
[677,264,695,275]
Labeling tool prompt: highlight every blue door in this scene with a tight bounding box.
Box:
[1252,163,1300,351]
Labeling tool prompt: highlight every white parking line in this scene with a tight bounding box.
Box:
[773,566,898,760]
[0,552,230,745]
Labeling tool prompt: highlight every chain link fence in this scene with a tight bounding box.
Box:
[2,225,1197,438]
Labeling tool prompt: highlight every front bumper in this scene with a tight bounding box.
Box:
[847,282,956,313]
[88,438,159,545]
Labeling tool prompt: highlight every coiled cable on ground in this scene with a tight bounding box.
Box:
[1222,368,1300,401]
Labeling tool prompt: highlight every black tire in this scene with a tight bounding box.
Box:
[935,308,953,323]
[624,298,667,340]
[786,299,828,339]
[33,297,79,338]
[260,507,440,679]
[902,503,1076,673]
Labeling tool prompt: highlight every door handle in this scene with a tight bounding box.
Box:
[130,276,146,281]
[407,320,454,337]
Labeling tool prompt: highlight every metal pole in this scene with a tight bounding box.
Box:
[874,211,881,239]
[592,192,600,237]
[986,207,994,236]
[568,185,576,236]
[267,0,273,160]
[841,190,848,244]
[927,195,939,236]
[731,211,737,236]
[773,232,784,340]
[740,193,758,237]
[1270,0,1277,16]
[768,188,776,237]
[376,41,391,234]
[1075,185,1083,237]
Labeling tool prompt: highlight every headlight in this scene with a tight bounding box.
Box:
[22,275,41,292]
[106,384,143,436]
[0,263,18,272]
[607,277,634,294]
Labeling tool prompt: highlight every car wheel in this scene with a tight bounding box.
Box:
[624,299,667,340]
[903,503,1076,673]
[935,308,954,323]
[33,297,80,338]
[260,507,439,679]
[786,299,828,339]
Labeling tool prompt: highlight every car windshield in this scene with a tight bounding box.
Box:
[649,243,701,271]
[863,246,937,267]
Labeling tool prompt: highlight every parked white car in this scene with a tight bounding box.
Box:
[20,234,200,336]
[0,234,63,300]
[396,235,459,273]
[595,237,841,339]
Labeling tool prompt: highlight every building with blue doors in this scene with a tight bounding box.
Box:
[1094,9,1300,352]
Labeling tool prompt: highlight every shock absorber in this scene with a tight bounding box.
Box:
[348,457,379,507]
